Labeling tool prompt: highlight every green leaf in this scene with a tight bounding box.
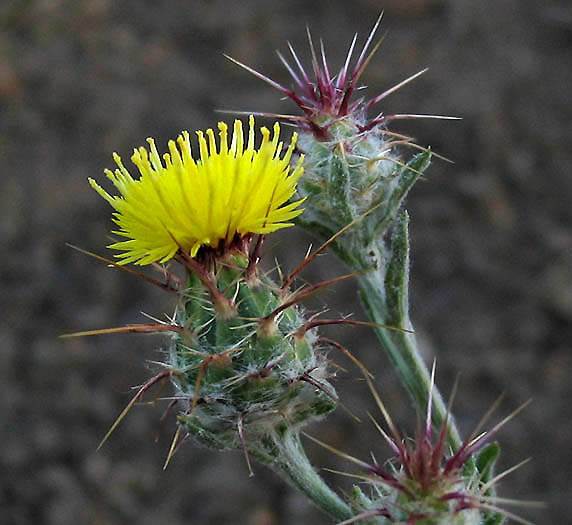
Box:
[483,511,505,525]
[477,443,505,525]
[476,442,501,484]
[376,150,431,235]
[329,153,354,225]
[384,211,411,329]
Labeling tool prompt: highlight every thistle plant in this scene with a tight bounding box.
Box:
[64,14,537,525]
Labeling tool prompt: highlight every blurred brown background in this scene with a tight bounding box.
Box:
[2,0,571,523]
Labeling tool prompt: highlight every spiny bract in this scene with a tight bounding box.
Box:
[170,256,337,454]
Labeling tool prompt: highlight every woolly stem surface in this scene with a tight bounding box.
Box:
[262,430,353,521]
[332,235,462,452]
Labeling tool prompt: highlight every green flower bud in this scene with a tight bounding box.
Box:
[169,255,337,457]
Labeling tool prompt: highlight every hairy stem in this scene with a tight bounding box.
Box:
[334,234,463,451]
[264,431,353,521]
[358,269,462,450]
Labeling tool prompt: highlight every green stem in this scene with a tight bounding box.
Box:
[265,431,353,522]
[333,238,462,452]
[358,269,462,451]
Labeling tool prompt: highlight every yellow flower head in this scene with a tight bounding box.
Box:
[89,117,305,265]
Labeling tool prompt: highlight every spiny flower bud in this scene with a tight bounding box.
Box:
[169,254,337,456]
[228,14,457,261]
[314,370,535,525]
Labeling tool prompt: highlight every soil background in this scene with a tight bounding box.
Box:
[2,1,571,523]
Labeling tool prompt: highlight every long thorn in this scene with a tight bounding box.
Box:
[318,337,374,379]
[237,414,254,477]
[461,400,532,461]
[299,318,412,336]
[432,373,459,470]
[339,11,385,115]
[216,109,309,122]
[354,12,384,77]
[225,54,313,117]
[338,510,385,525]
[337,33,358,89]
[363,373,409,470]
[98,370,175,450]
[287,41,315,100]
[60,323,183,338]
[282,203,383,291]
[155,399,178,442]
[426,359,437,441]
[378,113,461,122]
[271,271,364,321]
[480,458,532,494]
[163,426,183,470]
[366,68,429,109]
[276,50,306,93]
[303,432,373,471]
[339,31,387,116]
[66,244,178,293]
[476,503,534,525]
[367,412,400,456]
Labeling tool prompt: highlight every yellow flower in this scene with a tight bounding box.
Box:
[89,117,305,265]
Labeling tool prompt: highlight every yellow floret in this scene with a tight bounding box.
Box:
[89,117,305,265]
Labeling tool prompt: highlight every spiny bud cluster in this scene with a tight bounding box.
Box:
[323,374,532,525]
[168,249,337,456]
[228,13,439,270]
[295,126,431,263]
